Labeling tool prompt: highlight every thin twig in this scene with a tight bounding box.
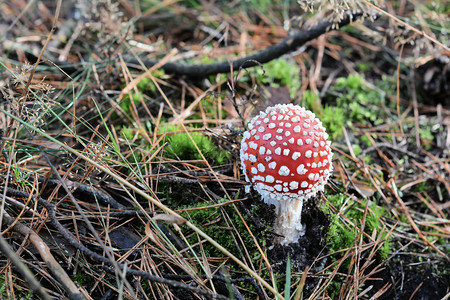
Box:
[2,211,84,299]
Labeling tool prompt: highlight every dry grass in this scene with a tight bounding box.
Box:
[0,0,449,299]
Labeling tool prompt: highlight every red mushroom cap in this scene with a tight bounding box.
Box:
[240,104,333,202]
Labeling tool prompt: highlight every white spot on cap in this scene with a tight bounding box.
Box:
[274,184,282,191]
[268,162,277,169]
[305,150,312,158]
[292,152,301,160]
[288,138,295,144]
[291,116,299,122]
[241,142,248,151]
[254,175,265,182]
[283,149,290,156]
[283,187,289,192]
[263,133,272,140]
[249,155,257,163]
[266,175,275,183]
[311,162,317,168]
[297,139,303,146]
[276,135,283,140]
[294,125,301,133]
[251,167,258,174]
[255,120,261,125]
[266,149,272,155]
[297,164,307,175]
[279,166,290,176]
[254,135,260,140]
[270,141,276,147]
[263,118,269,123]
[314,141,319,148]
[265,156,272,162]
[290,181,299,189]
[301,181,308,188]
[276,128,283,134]
[303,122,310,128]
[258,126,265,132]
[275,147,281,155]
[285,131,291,137]
[306,139,312,144]
[320,141,325,147]
[248,123,254,130]
[285,123,291,128]
[243,132,250,139]
[308,173,315,180]
[258,163,266,172]
[249,141,257,149]
[268,123,276,129]
[259,146,266,155]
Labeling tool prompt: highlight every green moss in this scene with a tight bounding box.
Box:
[72,273,90,285]
[121,126,134,140]
[178,198,266,265]
[324,193,393,265]
[419,125,434,150]
[357,63,370,72]
[158,124,229,164]
[0,275,34,299]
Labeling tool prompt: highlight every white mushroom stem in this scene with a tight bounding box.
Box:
[264,196,305,245]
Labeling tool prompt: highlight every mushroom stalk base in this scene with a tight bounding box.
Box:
[267,198,305,245]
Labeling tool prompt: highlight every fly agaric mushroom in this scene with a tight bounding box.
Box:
[240,104,333,245]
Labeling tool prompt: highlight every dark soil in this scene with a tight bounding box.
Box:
[369,254,450,300]
[266,199,329,273]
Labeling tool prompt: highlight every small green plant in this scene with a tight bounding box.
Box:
[255,58,301,98]
[119,71,164,115]
[331,74,385,125]
[159,124,229,164]
[187,96,228,127]
[303,90,344,140]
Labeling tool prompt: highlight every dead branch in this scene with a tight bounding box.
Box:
[127,13,362,77]
[0,234,52,300]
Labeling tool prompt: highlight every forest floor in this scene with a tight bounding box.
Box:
[0,0,449,299]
